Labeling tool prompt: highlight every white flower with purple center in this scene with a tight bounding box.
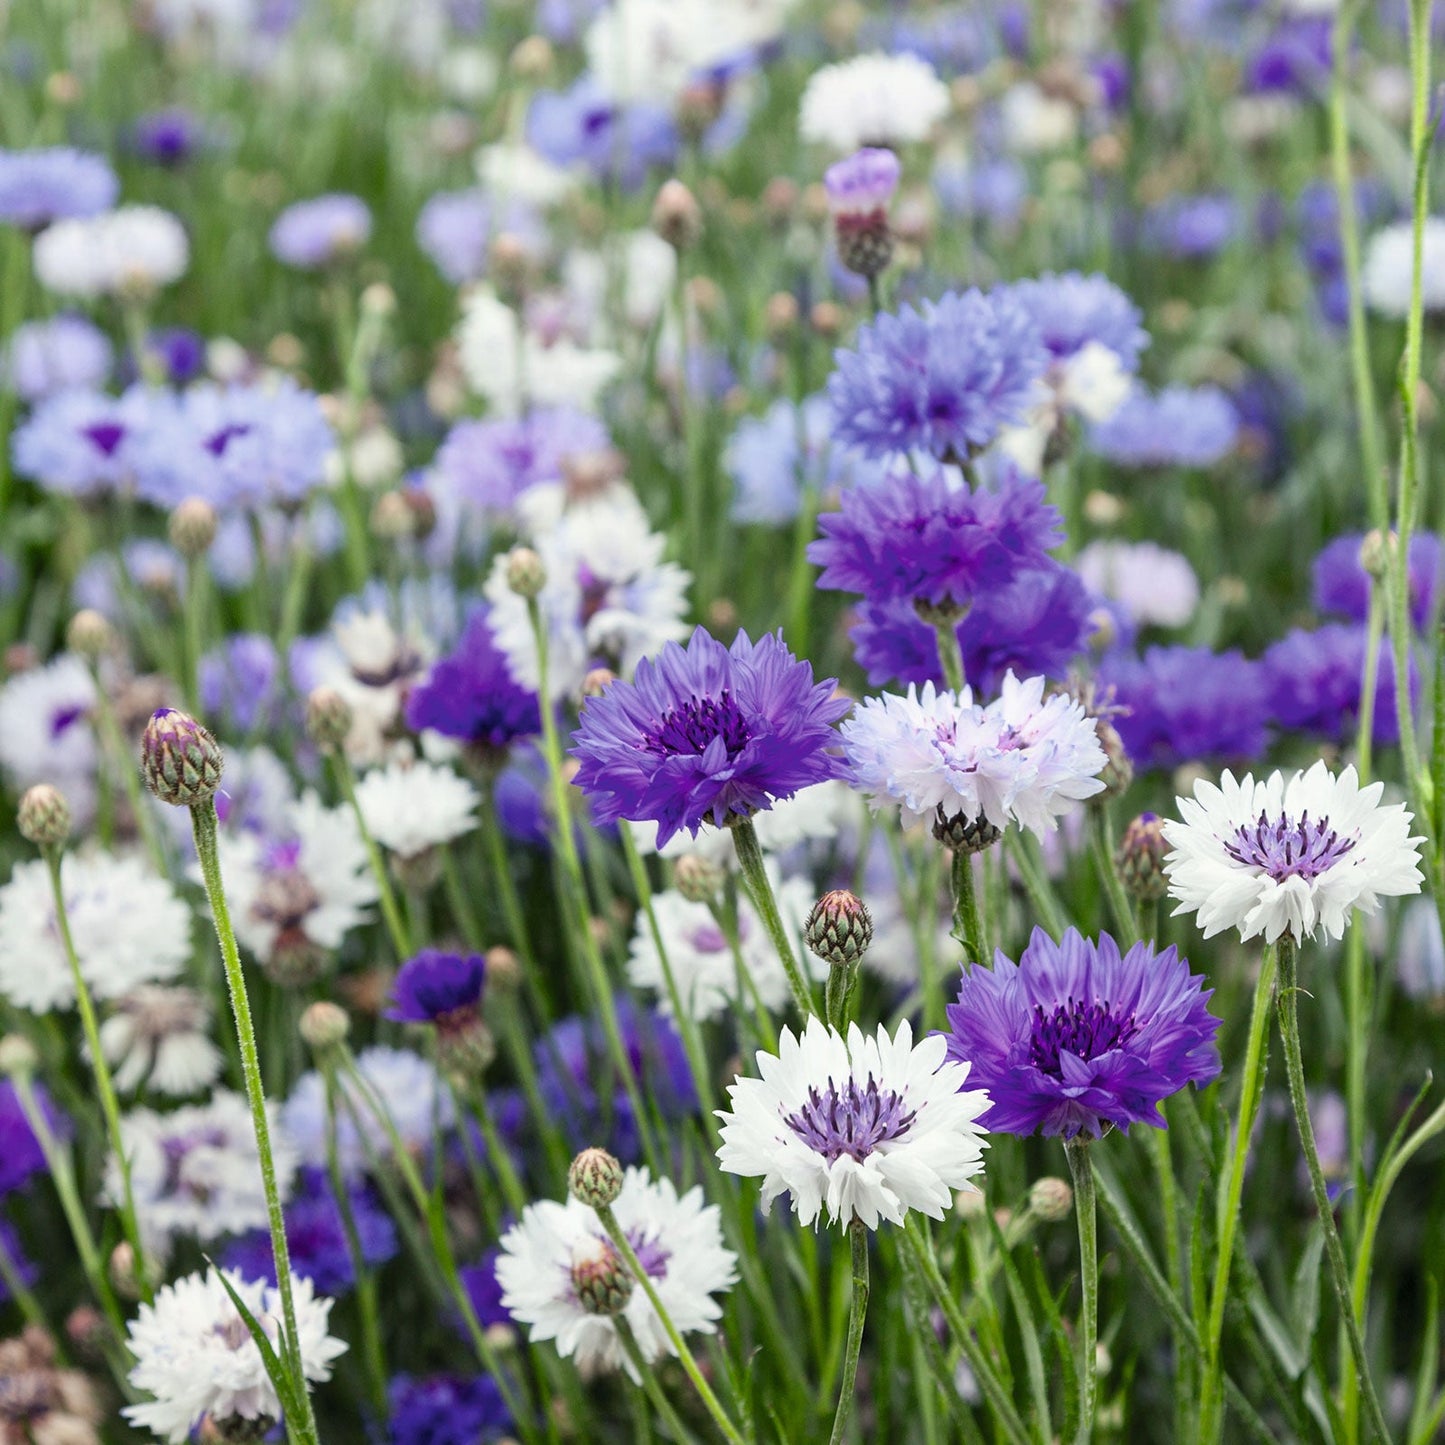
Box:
[842,672,1107,840]
[717,1018,990,1229]
[496,1166,737,1378]
[1163,761,1424,945]
[0,652,97,800]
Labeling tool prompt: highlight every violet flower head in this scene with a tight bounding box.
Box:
[1313,532,1443,632]
[386,950,486,1025]
[1264,623,1414,749]
[269,193,372,269]
[827,287,1048,460]
[388,1373,512,1445]
[0,1079,65,1197]
[808,462,1061,612]
[571,626,851,847]
[2,314,112,402]
[944,927,1221,1139]
[131,108,210,168]
[824,147,901,217]
[1000,271,1149,370]
[0,147,118,231]
[1088,384,1240,469]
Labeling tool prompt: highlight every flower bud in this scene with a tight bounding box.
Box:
[141,708,224,807]
[581,667,616,699]
[0,1035,39,1077]
[17,784,71,849]
[305,686,353,753]
[370,490,414,541]
[673,853,725,904]
[299,1000,350,1053]
[568,1147,624,1209]
[810,301,843,339]
[361,282,396,319]
[1095,718,1133,799]
[651,179,702,251]
[1028,1176,1074,1222]
[66,608,113,660]
[212,1414,278,1443]
[1359,528,1393,581]
[569,1238,633,1316]
[1115,812,1170,901]
[765,291,799,340]
[510,34,554,82]
[505,547,547,600]
[932,807,1002,855]
[484,945,522,990]
[805,890,873,968]
[168,497,218,559]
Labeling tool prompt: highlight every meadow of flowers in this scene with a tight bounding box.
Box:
[1,0,1445,1441]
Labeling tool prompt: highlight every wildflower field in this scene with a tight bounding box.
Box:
[3,0,1445,1440]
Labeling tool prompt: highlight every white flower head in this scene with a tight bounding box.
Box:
[34,207,189,300]
[124,1267,345,1444]
[842,673,1108,840]
[1163,761,1425,945]
[717,1018,990,1229]
[0,653,97,798]
[999,80,1079,154]
[800,52,950,153]
[354,759,479,859]
[1362,218,1445,319]
[475,141,577,208]
[0,852,190,1013]
[497,1166,738,1378]
[99,986,222,1097]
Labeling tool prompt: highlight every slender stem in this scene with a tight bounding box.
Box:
[0,1223,48,1336]
[950,847,988,968]
[1199,944,1276,1444]
[829,1221,870,1445]
[730,816,816,1019]
[1064,1137,1099,1445]
[180,555,207,714]
[616,1316,700,1445]
[190,799,320,1445]
[932,618,966,694]
[330,750,411,960]
[1275,934,1393,1444]
[594,1203,747,1445]
[1003,829,1068,938]
[1088,806,1138,948]
[88,675,168,878]
[42,849,152,1302]
[467,1081,529,1217]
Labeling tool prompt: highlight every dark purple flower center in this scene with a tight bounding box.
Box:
[162,1127,229,1197]
[647,691,751,760]
[783,1077,916,1162]
[82,420,126,457]
[205,422,252,457]
[1029,999,1139,1077]
[1223,809,1357,882]
[49,704,86,739]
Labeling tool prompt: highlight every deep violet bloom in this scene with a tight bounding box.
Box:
[944,928,1221,1139]
[387,1373,512,1445]
[0,147,117,231]
[460,1247,509,1329]
[386,950,486,1024]
[571,626,851,848]
[269,193,372,269]
[1264,623,1415,749]
[406,610,542,758]
[0,1080,67,1196]
[809,463,1062,612]
[827,287,1048,460]
[1312,532,1443,632]
[131,108,210,167]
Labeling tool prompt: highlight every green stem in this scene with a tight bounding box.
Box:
[88,674,169,878]
[829,1221,870,1445]
[730,816,815,1019]
[1064,1136,1099,1445]
[1276,934,1393,1444]
[330,751,411,960]
[190,799,320,1445]
[616,1317,701,1445]
[1089,806,1138,948]
[950,847,988,968]
[932,618,966,694]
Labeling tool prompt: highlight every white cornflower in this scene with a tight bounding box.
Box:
[799,52,950,154]
[628,871,819,1022]
[842,673,1108,840]
[717,1018,990,1229]
[99,986,223,1097]
[0,852,190,1013]
[999,80,1079,153]
[281,1044,455,1178]
[1163,761,1424,945]
[475,141,577,208]
[0,652,97,798]
[353,759,479,860]
[113,1091,298,1258]
[215,791,379,968]
[497,1166,737,1378]
[124,1267,345,1444]
[34,206,189,300]
[1361,217,1445,318]
[1075,539,1200,629]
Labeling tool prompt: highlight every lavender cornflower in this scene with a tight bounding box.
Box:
[269,193,372,268]
[1088,385,1240,469]
[1313,532,1442,631]
[0,147,118,231]
[1002,272,1149,372]
[2,315,112,401]
[827,288,1048,461]
[388,1374,512,1445]
[131,108,210,168]
[570,626,851,847]
[944,927,1222,1139]
[1143,193,1242,260]
[527,77,678,189]
[199,633,286,736]
[809,463,1061,615]
[10,386,161,499]
[1263,623,1414,748]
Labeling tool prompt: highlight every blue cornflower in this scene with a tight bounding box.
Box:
[1088,384,1240,468]
[2,314,112,401]
[1100,644,1270,771]
[131,108,210,168]
[1001,272,1149,370]
[1263,623,1414,749]
[571,626,851,847]
[827,287,1048,461]
[1247,17,1331,94]
[200,633,285,736]
[223,1168,398,1296]
[809,461,1061,613]
[387,950,486,1025]
[11,385,163,498]
[269,193,372,268]
[0,1080,65,1196]
[944,927,1221,1139]
[1313,532,1442,632]
[138,327,207,385]
[460,1247,509,1330]
[0,147,117,231]
[1143,193,1241,259]
[527,78,677,189]
[387,1373,512,1445]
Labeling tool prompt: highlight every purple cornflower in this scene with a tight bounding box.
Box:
[933,156,1028,227]
[0,147,117,231]
[406,610,542,762]
[131,108,210,167]
[944,927,1221,1139]
[2,314,112,401]
[1247,17,1332,95]
[1100,644,1270,771]
[809,462,1061,612]
[269,193,372,269]
[10,385,165,499]
[1263,624,1414,749]
[387,950,486,1025]
[138,327,207,385]
[0,1080,65,1196]
[460,1248,509,1329]
[1000,272,1149,370]
[1088,385,1240,469]
[827,287,1048,461]
[1313,532,1443,632]
[527,78,678,189]
[571,626,851,848]
[387,1373,512,1445]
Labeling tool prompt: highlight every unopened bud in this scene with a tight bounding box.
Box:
[66,608,113,660]
[1359,528,1392,581]
[804,890,873,968]
[651,180,702,251]
[1028,1176,1074,1222]
[765,291,799,339]
[1095,719,1133,798]
[370,490,414,542]
[569,1237,632,1316]
[484,945,521,990]
[168,497,217,558]
[299,1000,350,1053]
[761,177,798,226]
[109,1242,150,1301]
[361,282,395,319]
[1115,812,1170,901]
[932,808,1002,855]
[141,708,223,807]
[305,686,353,753]
[212,1414,278,1443]
[17,785,70,849]
[510,34,554,82]
[490,233,530,294]
[673,853,725,904]
[505,547,547,599]
[0,1035,38,1077]
[582,668,617,700]
[810,301,843,339]
[568,1147,624,1208]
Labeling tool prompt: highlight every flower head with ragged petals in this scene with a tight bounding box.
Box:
[497,1165,737,1379]
[0,1080,65,1198]
[1163,761,1425,945]
[354,759,480,860]
[809,461,1061,612]
[99,986,222,1098]
[387,950,486,1025]
[828,288,1048,461]
[842,673,1107,840]
[0,652,97,802]
[3,313,113,401]
[800,51,950,152]
[717,1017,989,1229]
[1088,384,1239,469]
[33,206,189,299]
[11,386,167,500]
[944,928,1221,1140]
[0,147,117,231]
[1312,531,1443,633]
[388,1373,513,1445]
[571,625,851,848]
[1002,272,1149,371]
